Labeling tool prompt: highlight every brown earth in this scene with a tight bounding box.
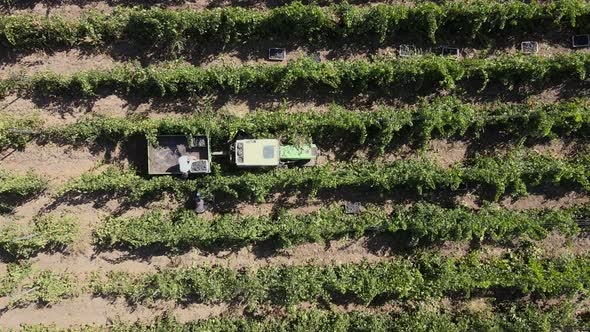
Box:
[0,296,230,329]
[0,42,583,75]
[1,0,506,16]
[14,235,397,275]
[0,295,524,330]
[0,50,118,80]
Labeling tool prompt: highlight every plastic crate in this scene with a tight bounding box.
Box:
[521,41,539,55]
[268,48,286,61]
[572,34,590,48]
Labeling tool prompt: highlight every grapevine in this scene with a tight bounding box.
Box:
[94,203,583,252]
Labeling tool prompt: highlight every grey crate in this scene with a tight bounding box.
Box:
[572,34,590,48]
[521,41,539,54]
[441,46,459,57]
[268,48,286,61]
[344,201,362,214]
[310,52,321,63]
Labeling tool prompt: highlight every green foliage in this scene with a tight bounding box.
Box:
[2,54,590,98]
[0,264,79,308]
[19,271,79,306]
[0,113,42,150]
[90,252,590,306]
[94,203,581,252]
[0,170,47,197]
[463,150,590,200]
[0,263,31,297]
[0,170,47,212]
[2,1,590,51]
[58,150,590,203]
[14,302,583,332]
[10,97,584,155]
[0,214,78,259]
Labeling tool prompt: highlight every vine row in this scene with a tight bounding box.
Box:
[2,251,588,315]
[0,214,78,260]
[18,303,584,332]
[2,54,590,98]
[90,252,590,306]
[58,150,590,202]
[2,97,589,153]
[0,263,78,308]
[0,170,47,213]
[1,1,589,51]
[94,203,583,252]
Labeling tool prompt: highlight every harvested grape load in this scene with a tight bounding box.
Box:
[1,0,590,331]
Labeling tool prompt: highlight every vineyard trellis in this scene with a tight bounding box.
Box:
[58,150,590,203]
[2,0,590,328]
[88,252,590,306]
[1,1,590,51]
[94,203,585,252]
[1,54,590,98]
[2,97,589,153]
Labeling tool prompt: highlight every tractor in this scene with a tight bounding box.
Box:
[147,135,318,177]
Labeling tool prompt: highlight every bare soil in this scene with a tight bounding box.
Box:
[0,143,104,186]
[0,0,491,16]
[0,296,230,329]
[0,41,584,75]
[0,50,118,80]
[13,236,396,275]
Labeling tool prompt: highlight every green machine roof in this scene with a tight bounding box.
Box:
[280,144,318,160]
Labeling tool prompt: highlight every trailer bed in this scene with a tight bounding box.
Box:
[147,135,210,174]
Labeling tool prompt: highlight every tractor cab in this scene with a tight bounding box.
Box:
[231,138,318,168]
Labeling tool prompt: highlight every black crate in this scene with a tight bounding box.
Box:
[441,46,459,57]
[572,35,590,48]
[268,48,286,61]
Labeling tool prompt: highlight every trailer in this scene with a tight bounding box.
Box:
[147,135,211,175]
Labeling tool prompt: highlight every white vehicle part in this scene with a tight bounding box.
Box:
[235,139,280,167]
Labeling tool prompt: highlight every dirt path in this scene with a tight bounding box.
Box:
[0,295,491,330]
[0,50,119,80]
[0,43,580,78]
[0,0,489,17]
[15,235,402,274]
[0,295,231,329]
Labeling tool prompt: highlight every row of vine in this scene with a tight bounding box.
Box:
[0,214,78,259]
[3,97,589,153]
[2,54,590,98]
[58,150,590,202]
[19,303,584,332]
[89,251,590,306]
[3,250,587,308]
[0,170,47,213]
[1,0,589,51]
[94,202,585,252]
